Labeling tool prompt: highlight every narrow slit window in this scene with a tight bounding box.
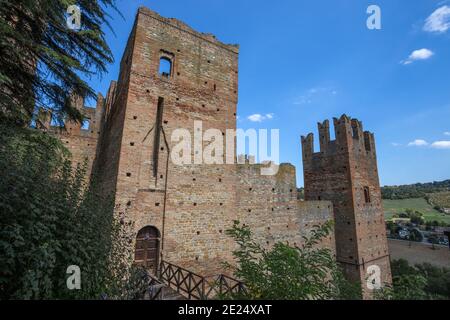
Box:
[363,187,371,203]
[158,57,172,78]
[153,97,164,177]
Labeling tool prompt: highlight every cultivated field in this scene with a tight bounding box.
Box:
[383,198,450,224]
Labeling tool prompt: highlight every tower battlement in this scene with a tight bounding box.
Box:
[301,114,376,160]
[302,115,391,297]
[45,6,390,298]
[137,6,239,53]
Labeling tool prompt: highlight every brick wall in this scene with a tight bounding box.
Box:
[48,94,104,179]
[302,115,392,297]
[85,7,335,278]
[47,8,396,299]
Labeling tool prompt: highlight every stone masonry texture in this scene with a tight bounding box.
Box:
[302,115,392,297]
[47,6,391,296]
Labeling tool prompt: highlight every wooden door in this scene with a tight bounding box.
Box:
[134,226,160,273]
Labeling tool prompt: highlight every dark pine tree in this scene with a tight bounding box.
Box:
[0,0,118,126]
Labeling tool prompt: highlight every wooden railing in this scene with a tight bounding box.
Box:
[158,260,246,300]
[159,260,206,299]
[204,274,247,299]
[146,272,166,300]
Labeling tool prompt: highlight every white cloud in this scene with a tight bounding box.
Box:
[293,87,338,105]
[401,48,434,65]
[431,141,450,149]
[247,114,263,122]
[424,5,450,33]
[444,131,450,136]
[391,142,401,147]
[247,113,274,122]
[408,139,428,147]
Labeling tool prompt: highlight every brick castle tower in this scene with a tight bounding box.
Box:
[89,7,335,277]
[46,7,390,299]
[302,115,392,296]
[91,7,240,274]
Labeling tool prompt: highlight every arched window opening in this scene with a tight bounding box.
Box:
[159,57,172,78]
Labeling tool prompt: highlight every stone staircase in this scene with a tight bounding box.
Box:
[143,272,187,300]
[145,282,186,300]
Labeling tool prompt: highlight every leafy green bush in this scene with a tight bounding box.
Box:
[375,274,428,300]
[376,259,450,300]
[224,220,361,300]
[404,209,425,225]
[408,229,423,242]
[0,124,135,299]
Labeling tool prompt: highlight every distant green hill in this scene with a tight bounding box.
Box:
[381,180,450,200]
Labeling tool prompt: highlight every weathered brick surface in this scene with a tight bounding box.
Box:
[48,8,392,299]
[236,162,334,252]
[51,6,347,284]
[302,115,392,297]
[47,94,105,179]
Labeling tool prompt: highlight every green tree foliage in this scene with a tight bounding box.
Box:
[392,209,427,226]
[376,259,450,300]
[377,274,428,300]
[386,221,398,236]
[0,124,136,299]
[415,263,450,299]
[381,180,450,200]
[224,220,361,300]
[408,229,423,242]
[427,192,450,213]
[404,209,425,225]
[0,0,118,126]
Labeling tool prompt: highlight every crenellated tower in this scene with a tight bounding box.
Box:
[301,114,392,297]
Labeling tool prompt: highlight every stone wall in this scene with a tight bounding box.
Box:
[86,7,335,277]
[48,94,104,180]
[236,162,334,252]
[302,115,392,296]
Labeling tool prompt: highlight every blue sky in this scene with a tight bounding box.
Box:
[87,0,450,187]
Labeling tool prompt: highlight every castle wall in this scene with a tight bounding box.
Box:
[108,7,239,275]
[91,19,137,201]
[86,7,335,277]
[48,94,104,180]
[236,162,334,251]
[26,3,402,302]
[302,115,392,296]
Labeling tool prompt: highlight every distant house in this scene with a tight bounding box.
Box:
[392,218,410,224]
